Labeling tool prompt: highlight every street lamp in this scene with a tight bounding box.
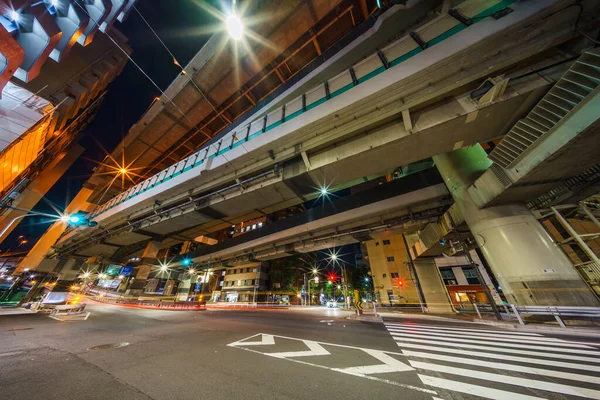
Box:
[226,13,244,40]
[160,265,168,272]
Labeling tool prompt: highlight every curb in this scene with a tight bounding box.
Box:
[345,314,382,322]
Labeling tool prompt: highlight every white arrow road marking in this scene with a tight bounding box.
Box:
[267,340,330,358]
[333,349,413,376]
[227,333,275,347]
[227,333,437,396]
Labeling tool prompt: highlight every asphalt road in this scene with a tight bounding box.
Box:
[1,302,599,400]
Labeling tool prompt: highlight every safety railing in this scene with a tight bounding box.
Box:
[90,0,516,219]
[91,296,207,310]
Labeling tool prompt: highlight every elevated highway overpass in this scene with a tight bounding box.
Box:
[16,0,600,308]
[53,0,595,256]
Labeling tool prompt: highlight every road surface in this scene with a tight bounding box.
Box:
[1,301,599,399]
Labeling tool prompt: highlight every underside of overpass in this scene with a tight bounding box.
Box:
[16,0,600,308]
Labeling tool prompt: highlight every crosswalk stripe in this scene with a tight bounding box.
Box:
[411,361,600,399]
[390,332,600,355]
[385,326,596,348]
[402,349,600,385]
[418,374,546,400]
[384,323,542,336]
[396,342,600,373]
[391,336,600,363]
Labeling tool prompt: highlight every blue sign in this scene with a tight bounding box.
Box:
[119,266,134,277]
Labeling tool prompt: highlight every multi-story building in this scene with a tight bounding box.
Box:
[364,233,500,309]
[0,0,135,250]
[220,262,268,303]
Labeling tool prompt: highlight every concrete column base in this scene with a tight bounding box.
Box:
[413,259,455,314]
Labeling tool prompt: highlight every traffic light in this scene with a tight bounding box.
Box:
[62,213,98,227]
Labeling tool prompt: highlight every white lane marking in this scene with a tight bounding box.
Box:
[419,374,545,400]
[386,326,596,348]
[403,349,600,385]
[396,342,600,373]
[384,323,542,336]
[267,340,330,358]
[0,351,24,358]
[391,336,600,363]
[390,332,600,355]
[228,333,275,347]
[231,341,438,395]
[411,361,600,399]
[333,349,414,375]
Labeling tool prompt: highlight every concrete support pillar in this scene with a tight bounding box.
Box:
[126,240,162,296]
[434,146,599,306]
[413,259,455,314]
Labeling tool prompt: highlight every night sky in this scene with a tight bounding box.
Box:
[4,0,219,252]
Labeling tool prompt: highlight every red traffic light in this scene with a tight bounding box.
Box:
[328,274,336,281]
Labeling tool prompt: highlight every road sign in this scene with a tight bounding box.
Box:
[354,301,363,310]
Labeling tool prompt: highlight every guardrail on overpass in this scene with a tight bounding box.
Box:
[89,0,516,219]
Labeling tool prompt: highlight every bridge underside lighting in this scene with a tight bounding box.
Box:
[226,14,244,40]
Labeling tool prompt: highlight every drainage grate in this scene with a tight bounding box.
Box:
[87,342,130,351]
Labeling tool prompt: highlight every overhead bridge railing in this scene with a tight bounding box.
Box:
[90,0,516,219]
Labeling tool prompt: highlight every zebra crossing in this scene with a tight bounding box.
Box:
[383,321,600,399]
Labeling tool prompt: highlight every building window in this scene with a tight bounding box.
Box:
[253,267,257,273]
[387,256,395,262]
[382,273,387,278]
[219,281,223,287]
[440,268,458,285]
[390,272,399,279]
[383,240,391,245]
[252,224,256,230]
[258,222,263,228]
[375,242,380,246]
[246,267,250,273]
[387,290,395,304]
[252,279,256,286]
[462,267,480,285]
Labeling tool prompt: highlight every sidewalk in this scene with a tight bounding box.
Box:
[0,307,37,316]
